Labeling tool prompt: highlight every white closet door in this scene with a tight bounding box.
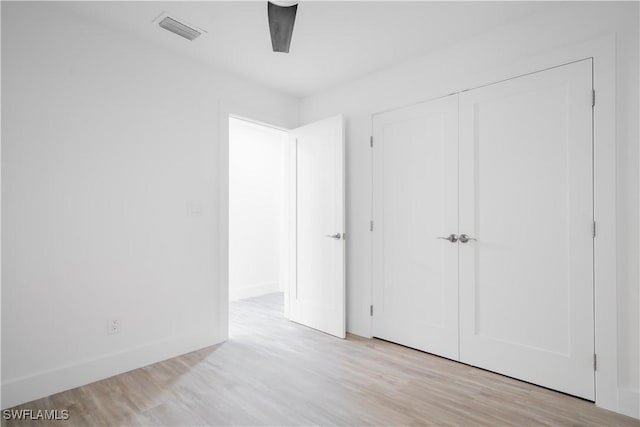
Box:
[458,59,594,399]
[372,95,459,360]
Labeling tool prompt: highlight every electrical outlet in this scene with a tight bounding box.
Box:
[108,317,121,335]
[186,200,202,217]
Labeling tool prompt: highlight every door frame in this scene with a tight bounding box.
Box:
[219,102,297,339]
[370,34,618,412]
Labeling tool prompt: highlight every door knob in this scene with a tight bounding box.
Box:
[437,234,458,243]
[326,233,342,239]
[459,234,476,243]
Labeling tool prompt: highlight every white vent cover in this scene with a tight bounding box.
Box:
[159,16,201,40]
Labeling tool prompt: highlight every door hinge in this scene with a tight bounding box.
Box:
[370,305,374,316]
[370,136,374,148]
[594,354,597,371]
[593,220,596,238]
[592,89,596,107]
[370,220,374,232]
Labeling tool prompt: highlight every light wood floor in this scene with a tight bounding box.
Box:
[5,293,639,426]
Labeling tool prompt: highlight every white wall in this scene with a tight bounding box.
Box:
[229,118,286,301]
[1,2,298,408]
[2,0,638,417]
[300,2,639,418]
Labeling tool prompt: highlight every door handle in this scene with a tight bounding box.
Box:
[437,234,458,243]
[326,233,342,239]
[459,234,476,243]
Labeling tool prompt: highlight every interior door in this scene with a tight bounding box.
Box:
[289,115,345,338]
[372,95,459,360]
[458,59,594,399]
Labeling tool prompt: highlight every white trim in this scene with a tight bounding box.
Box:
[228,113,290,133]
[588,35,618,414]
[369,34,619,414]
[285,130,297,321]
[1,331,223,410]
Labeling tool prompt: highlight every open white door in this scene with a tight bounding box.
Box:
[289,115,345,338]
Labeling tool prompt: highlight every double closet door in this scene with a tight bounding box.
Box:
[372,59,595,400]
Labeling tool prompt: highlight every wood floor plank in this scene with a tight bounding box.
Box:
[4,292,639,426]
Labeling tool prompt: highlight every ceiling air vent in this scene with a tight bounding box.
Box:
[158,16,202,41]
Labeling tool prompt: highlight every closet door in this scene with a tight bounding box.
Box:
[372,95,459,360]
[458,59,594,399]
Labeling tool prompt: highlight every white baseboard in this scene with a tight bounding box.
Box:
[1,331,224,409]
[618,387,640,419]
[229,282,280,301]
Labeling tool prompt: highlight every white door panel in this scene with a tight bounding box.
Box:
[458,60,594,399]
[290,115,345,338]
[372,95,459,360]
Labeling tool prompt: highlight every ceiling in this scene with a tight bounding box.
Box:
[64,1,557,98]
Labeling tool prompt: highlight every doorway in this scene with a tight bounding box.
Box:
[226,113,346,339]
[228,116,289,332]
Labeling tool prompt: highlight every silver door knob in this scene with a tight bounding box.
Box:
[438,234,458,243]
[459,234,476,243]
[326,233,341,239]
